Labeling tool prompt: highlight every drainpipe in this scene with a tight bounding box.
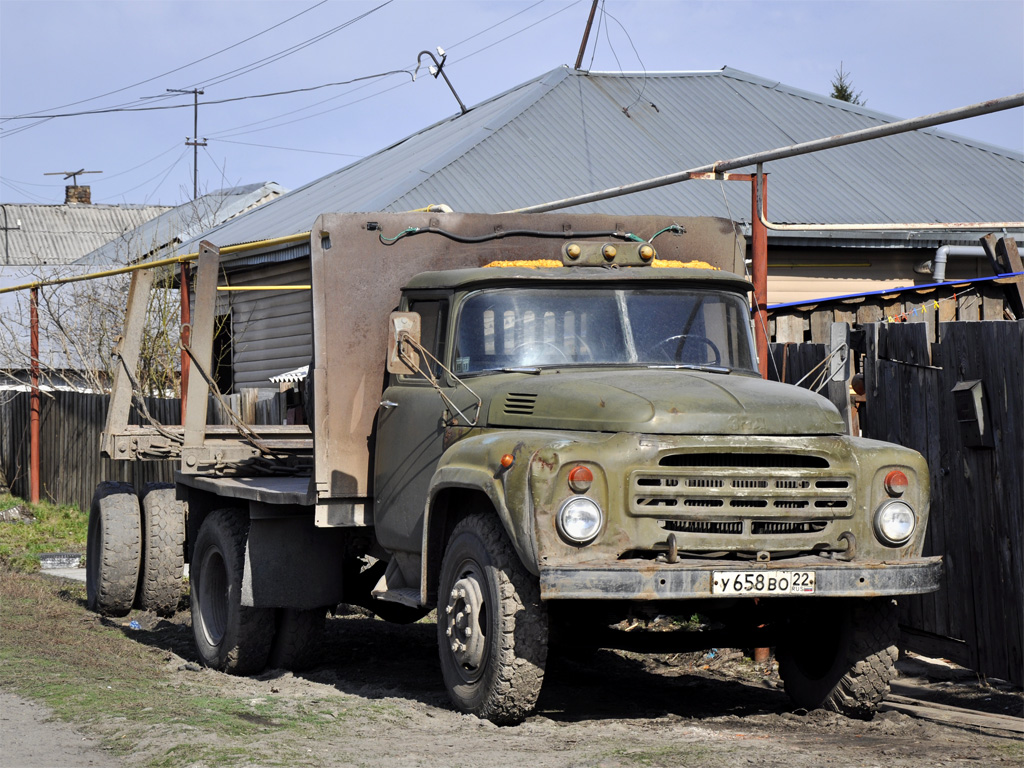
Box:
[30,287,40,503]
[918,245,988,281]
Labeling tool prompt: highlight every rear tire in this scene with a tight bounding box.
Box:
[777,598,899,719]
[437,514,547,724]
[136,483,185,616]
[268,608,326,671]
[190,509,274,674]
[86,481,141,617]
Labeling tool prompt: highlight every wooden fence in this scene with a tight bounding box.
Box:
[0,386,296,513]
[860,320,1023,686]
[0,390,180,513]
[772,321,1023,686]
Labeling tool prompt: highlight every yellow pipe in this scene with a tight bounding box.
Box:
[0,231,312,295]
[217,285,311,291]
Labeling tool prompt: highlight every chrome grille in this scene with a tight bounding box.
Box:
[631,453,855,525]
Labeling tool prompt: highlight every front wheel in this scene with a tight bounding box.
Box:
[776,598,899,719]
[437,514,548,724]
[190,509,275,674]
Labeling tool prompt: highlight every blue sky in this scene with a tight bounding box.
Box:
[1,0,1021,207]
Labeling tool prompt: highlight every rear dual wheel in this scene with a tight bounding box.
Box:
[87,481,186,618]
[136,483,185,616]
[190,509,275,674]
[190,509,325,673]
[86,482,141,617]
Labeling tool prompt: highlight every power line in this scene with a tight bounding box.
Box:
[0,178,52,204]
[5,0,331,120]
[448,0,583,67]
[180,0,396,93]
[0,70,416,121]
[211,1,583,140]
[211,78,414,140]
[95,149,189,204]
[211,138,363,158]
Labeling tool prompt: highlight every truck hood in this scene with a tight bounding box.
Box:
[481,369,844,436]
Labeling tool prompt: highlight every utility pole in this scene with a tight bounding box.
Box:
[575,0,600,70]
[168,88,206,199]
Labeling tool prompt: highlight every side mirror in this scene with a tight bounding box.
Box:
[386,311,421,375]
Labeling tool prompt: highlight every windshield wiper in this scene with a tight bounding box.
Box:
[647,363,732,374]
[499,366,542,375]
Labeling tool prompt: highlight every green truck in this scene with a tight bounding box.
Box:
[90,212,941,723]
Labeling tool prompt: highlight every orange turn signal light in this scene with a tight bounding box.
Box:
[500,453,515,470]
[884,470,908,497]
[568,465,594,493]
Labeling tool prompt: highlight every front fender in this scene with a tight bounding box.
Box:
[423,433,544,588]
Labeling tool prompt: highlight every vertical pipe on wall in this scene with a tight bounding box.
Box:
[29,286,40,503]
[181,262,191,426]
[752,167,769,379]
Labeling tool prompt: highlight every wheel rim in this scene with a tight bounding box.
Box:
[197,546,228,646]
[443,561,488,683]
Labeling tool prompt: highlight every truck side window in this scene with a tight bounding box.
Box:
[406,299,448,379]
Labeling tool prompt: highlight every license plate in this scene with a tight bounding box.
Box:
[712,570,816,595]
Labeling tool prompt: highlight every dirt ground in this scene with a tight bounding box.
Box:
[3,587,1022,768]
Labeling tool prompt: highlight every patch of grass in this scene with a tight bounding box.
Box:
[0,569,334,767]
[0,493,87,572]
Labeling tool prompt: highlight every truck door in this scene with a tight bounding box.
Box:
[373,297,450,556]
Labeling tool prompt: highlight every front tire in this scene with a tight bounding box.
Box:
[86,481,141,617]
[190,509,274,674]
[437,514,548,724]
[777,598,899,719]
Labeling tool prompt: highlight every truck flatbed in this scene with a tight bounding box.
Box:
[175,473,312,506]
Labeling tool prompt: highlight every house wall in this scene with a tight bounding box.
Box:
[224,258,312,390]
[765,245,995,305]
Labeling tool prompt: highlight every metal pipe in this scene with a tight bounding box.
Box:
[180,262,191,426]
[751,168,768,378]
[927,245,988,281]
[574,0,600,70]
[503,92,1024,215]
[29,286,40,503]
[0,231,311,295]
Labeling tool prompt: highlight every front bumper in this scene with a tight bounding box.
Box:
[539,555,942,600]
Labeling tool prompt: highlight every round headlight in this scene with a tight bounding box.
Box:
[557,496,603,545]
[874,500,916,546]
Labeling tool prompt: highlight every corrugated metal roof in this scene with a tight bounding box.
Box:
[2,202,170,266]
[74,182,286,265]
[181,67,1023,257]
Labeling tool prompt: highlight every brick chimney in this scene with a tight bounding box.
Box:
[65,185,91,204]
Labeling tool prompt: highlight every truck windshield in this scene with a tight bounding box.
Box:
[453,287,757,374]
